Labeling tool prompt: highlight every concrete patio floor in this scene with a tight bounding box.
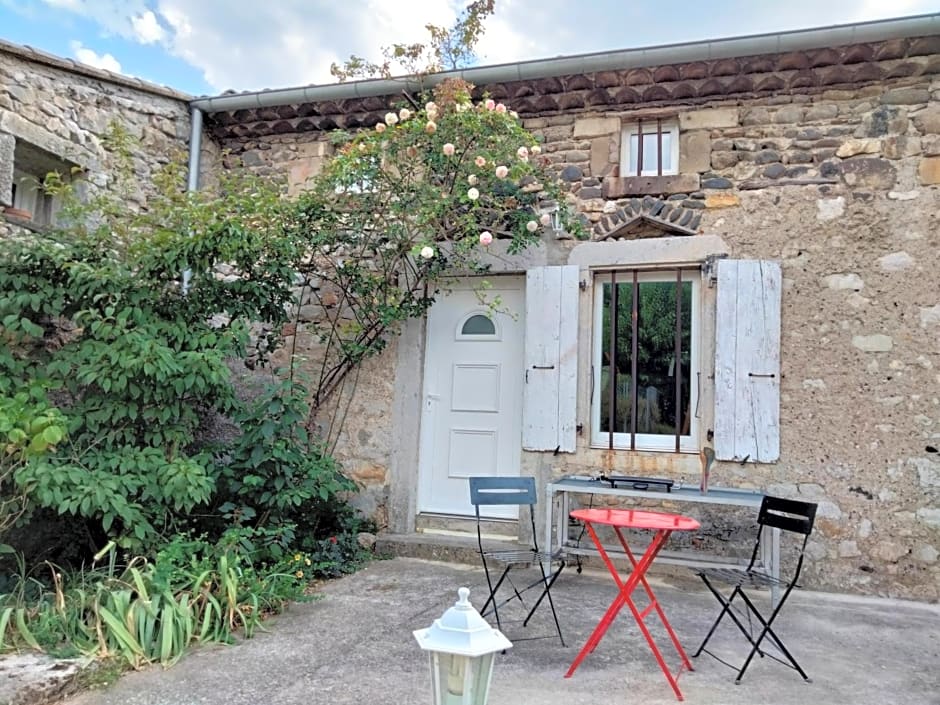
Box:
[62,557,939,705]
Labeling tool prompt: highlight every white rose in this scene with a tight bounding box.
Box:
[420,246,435,259]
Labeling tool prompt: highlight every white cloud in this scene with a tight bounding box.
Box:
[131,9,166,44]
[152,0,472,91]
[69,40,122,72]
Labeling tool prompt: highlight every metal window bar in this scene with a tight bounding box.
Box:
[600,268,696,452]
[630,271,639,450]
[607,271,617,451]
[674,268,683,452]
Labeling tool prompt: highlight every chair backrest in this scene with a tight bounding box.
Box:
[757,496,817,535]
[747,495,818,578]
[468,476,540,552]
[468,476,537,508]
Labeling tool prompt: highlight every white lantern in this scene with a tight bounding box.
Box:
[413,587,513,705]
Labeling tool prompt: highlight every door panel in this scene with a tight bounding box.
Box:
[418,278,525,518]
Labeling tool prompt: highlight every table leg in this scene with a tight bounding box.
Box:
[565,526,693,701]
[611,528,694,700]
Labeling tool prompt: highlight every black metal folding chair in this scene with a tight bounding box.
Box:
[693,495,818,683]
[468,476,566,646]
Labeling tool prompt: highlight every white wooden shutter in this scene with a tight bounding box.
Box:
[522,265,579,452]
[714,259,782,463]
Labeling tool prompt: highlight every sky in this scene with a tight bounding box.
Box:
[1,0,939,97]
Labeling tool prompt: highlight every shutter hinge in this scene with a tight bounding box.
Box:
[703,254,727,287]
[576,423,583,436]
[579,280,587,291]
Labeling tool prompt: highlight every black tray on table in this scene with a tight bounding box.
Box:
[598,475,674,492]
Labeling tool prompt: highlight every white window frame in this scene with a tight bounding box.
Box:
[620,119,680,177]
[590,269,701,452]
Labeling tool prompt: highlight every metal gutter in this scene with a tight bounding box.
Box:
[190,12,940,113]
[182,105,204,294]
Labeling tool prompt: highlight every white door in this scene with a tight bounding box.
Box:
[418,277,525,519]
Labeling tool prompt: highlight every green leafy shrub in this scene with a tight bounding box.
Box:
[0,534,310,667]
[0,386,67,544]
[216,379,355,531]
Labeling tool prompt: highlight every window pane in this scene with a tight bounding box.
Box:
[598,276,692,439]
[635,280,692,434]
[599,282,634,434]
[628,129,673,175]
[461,314,495,335]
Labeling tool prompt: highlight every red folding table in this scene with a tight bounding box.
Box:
[564,508,700,701]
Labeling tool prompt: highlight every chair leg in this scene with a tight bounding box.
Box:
[694,577,741,657]
[522,561,566,646]
[735,586,810,683]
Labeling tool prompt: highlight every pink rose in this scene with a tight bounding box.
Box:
[495,103,507,113]
[526,220,538,232]
[479,231,493,246]
[539,213,552,227]
[425,121,437,134]
[495,165,509,179]
[375,123,386,133]
[398,108,411,120]
[443,143,455,156]
[484,99,496,110]
[474,156,486,168]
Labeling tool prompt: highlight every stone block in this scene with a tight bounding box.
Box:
[589,138,609,177]
[817,197,846,221]
[918,156,940,185]
[773,106,805,124]
[877,251,915,272]
[704,193,739,209]
[841,158,896,190]
[913,107,940,134]
[711,151,738,169]
[602,174,700,198]
[287,157,325,196]
[836,139,881,158]
[573,116,620,138]
[852,334,893,352]
[881,88,930,105]
[0,132,13,206]
[678,108,739,130]
[824,272,864,290]
[678,131,710,173]
[922,134,940,156]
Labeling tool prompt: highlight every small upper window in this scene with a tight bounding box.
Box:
[457,313,498,339]
[6,141,73,227]
[461,314,496,336]
[621,119,679,177]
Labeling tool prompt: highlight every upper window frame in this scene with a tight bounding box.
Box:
[620,118,680,178]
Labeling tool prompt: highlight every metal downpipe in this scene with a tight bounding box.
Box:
[182,105,203,293]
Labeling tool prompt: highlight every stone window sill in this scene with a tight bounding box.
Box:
[602,174,701,199]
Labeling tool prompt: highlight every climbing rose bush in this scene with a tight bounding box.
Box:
[287,80,584,408]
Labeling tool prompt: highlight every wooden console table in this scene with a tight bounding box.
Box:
[544,476,781,605]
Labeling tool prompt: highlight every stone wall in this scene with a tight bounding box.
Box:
[215,57,940,599]
[0,41,201,237]
[524,76,940,600]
